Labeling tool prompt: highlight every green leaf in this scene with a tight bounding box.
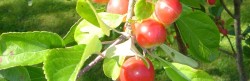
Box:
[104,38,137,58]
[176,11,220,62]
[63,18,84,46]
[179,4,193,17]
[26,66,46,81]
[103,56,126,80]
[180,0,204,8]
[74,12,124,44]
[0,66,31,81]
[98,12,125,28]
[44,36,102,81]
[172,63,214,81]
[0,74,6,81]
[76,0,110,35]
[0,50,51,70]
[160,44,198,68]
[0,77,7,81]
[242,25,250,36]
[245,38,250,45]
[225,18,235,35]
[134,0,154,20]
[155,56,190,81]
[209,2,223,17]
[0,31,64,70]
[71,35,102,80]
[74,20,105,44]
[243,45,250,58]
[44,45,86,81]
[76,0,99,27]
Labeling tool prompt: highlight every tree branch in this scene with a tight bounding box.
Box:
[77,36,125,78]
[77,0,136,79]
[220,0,234,18]
[124,0,135,36]
[233,0,247,80]
[101,40,116,44]
[173,23,187,55]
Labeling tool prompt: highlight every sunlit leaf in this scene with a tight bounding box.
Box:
[63,18,84,46]
[104,38,137,58]
[44,36,102,81]
[74,20,105,44]
[171,63,214,81]
[134,0,154,20]
[160,44,198,68]
[0,31,64,70]
[76,0,111,35]
[156,57,190,81]
[176,10,220,62]
[98,12,125,28]
[103,56,125,80]
[74,12,124,44]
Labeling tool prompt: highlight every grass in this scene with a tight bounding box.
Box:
[0,0,250,81]
[0,0,80,36]
[201,36,250,81]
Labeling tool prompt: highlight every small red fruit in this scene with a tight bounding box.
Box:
[154,0,182,26]
[135,19,166,48]
[221,29,228,36]
[207,0,216,5]
[107,0,129,14]
[120,57,155,81]
[92,0,109,4]
[216,24,223,33]
[216,25,228,36]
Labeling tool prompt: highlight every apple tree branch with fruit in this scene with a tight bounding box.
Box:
[0,0,247,81]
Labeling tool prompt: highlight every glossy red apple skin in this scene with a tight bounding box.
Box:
[207,0,216,5]
[135,19,166,48]
[92,0,109,4]
[154,0,182,26]
[120,57,155,81]
[107,0,129,14]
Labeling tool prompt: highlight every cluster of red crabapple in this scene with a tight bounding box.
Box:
[93,0,182,81]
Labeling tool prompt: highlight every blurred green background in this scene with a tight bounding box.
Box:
[0,0,249,81]
[0,0,79,36]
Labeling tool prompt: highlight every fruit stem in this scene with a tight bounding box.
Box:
[173,23,187,55]
[225,35,236,56]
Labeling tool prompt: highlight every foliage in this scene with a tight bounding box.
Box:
[0,0,250,81]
